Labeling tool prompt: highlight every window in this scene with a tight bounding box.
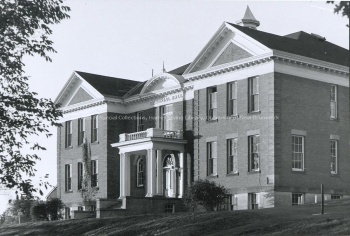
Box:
[78,162,83,190]
[248,77,259,113]
[292,136,304,171]
[78,118,85,145]
[227,138,238,174]
[249,193,259,209]
[137,157,144,187]
[330,85,337,119]
[91,115,98,143]
[77,206,84,211]
[65,164,72,191]
[292,193,304,205]
[331,140,338,174]
[248,135,259,171]
[228,82,238,116]
[331,195,342,200]
[65,121,72,148]
[91,160,98,187]
[165,204,175,213]
[65,207,71,219]
[160,105,173,130]
[207,142,217,175]
[230,195,238,210]
[136,112,144,131]
[207,87,217,120]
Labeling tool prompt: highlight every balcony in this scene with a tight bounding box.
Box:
[119,128,183,142]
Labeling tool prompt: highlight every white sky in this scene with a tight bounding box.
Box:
[1,0,348,214]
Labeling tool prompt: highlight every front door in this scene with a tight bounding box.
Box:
[163,155,176,198]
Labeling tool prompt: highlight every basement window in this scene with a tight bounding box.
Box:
[165,204,175,213]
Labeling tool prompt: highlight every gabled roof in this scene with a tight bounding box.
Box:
[227,23,349,67]
[76,71,142,98]
[168,63,191,75]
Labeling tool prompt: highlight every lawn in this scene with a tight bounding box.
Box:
[0,199,349,235]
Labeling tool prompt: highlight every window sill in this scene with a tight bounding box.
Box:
[65,146,73,150]
[91,141,99,145]
[247,170,260,174]
[291,169,307,174]
[330,172,338,176]
[227,115,239,119]
[226,172,239,176]
[65,191,73,193]
[137,185,144,188]
[330,117,339,121]
[248,111,261,115]
[206,118,218,123]
[207,174,218,178]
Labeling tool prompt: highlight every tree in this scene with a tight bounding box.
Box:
[184,179,229,212]
[7,198,34,223]
[46,198,64,220]
[0,0,70,197]
[327,1,350,27]
[30,201,48,221]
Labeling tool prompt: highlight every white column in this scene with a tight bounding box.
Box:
[119,152,130,209]
[119,153,125,199]
[178,152,184,198]
[146,149,156,197]
[156,150,163,195]
[124,153,130,197]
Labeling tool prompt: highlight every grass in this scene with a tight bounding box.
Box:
[0,199,349,235]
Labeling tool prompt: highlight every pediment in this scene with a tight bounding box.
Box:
[141,73,185,94]
[68,87,94,106]
[184,22,272,74]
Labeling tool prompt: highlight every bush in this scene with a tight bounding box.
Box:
[30,198,64,221]
[183,179,229,211]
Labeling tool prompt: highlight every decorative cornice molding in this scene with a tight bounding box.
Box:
[62,101,106,114]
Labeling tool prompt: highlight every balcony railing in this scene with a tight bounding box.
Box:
[119,128,183,142]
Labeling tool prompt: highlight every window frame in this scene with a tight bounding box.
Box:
[292,135,305,171]
[65,164,72,192]
[330,84,337,119]
[77,162,83,190]
[65,121,72,148]
[91,115,98,143]
[91,160,98,188]
[249,193,259,209]
[78,118,85,145]
[207,87,218,120]
[207,141,218,176]
[137,157,144,187]
[292,193,304,206]
[248,135,260,172]
[330,139,338,174]
[248,76,259,113]
[227,82,238,116]
[160,105,173,130]
[136,112,144,132]
[227,138,238,174]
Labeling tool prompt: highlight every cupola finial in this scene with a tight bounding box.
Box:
[241,6,260,29]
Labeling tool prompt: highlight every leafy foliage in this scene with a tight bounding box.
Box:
[30,198,64,221]
[30,201,48,221]
[184,179,229,211]
[327,1,350,27]
[0,0,70,197]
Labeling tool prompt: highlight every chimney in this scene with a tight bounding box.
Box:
[241,6,260,29]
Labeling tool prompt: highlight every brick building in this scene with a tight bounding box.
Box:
[55,7,350,218]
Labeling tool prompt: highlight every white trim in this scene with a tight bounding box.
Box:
[291,129,307,136]
[330,134,339,140]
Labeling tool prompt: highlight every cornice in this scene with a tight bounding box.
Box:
[61,100,106,114]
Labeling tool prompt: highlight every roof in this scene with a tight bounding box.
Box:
[243,6,258,21]
[76,71,143,98]
[227,23,349,67]
[168,63,191,75]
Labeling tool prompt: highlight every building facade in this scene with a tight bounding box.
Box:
[55,8,350,218]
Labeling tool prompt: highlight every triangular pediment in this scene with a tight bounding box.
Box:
[184,22,272,74]
[68,87,94,106]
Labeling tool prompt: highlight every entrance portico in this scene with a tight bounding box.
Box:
[111,128,187,208]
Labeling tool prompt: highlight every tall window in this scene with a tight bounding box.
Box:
[78,118,85,145]
[249,193,259,209]
[65,121,72,148]
[91,115,98,143]
[207,142,217,175]
[65,164,72,191]
[248,77,259,113]
[77,162,83,190]
[91,160,98,187]
[292,193,304,206]
[208,87,217,120]
[136,112,144,131]
[331,140,338,174]
[228,82,237,116]
[137,157,144,187]
[227,138,238,174]
[248,135,259,171]
[160,105,173,130]
[330,85,337,119]
[292,136,304,171]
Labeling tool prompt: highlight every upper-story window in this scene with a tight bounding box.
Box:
[330,140,338,174]
[65,121,72,148]
[248,76,259,113]
[248,135,259,171]
[292,135,304,171]
[207,87,217,120]
[137,157,144,187]
[207,141,217,176]
[65,164,72,191]
[77,162,83,190]
[330,85,337,119]
[91,115,98,143]
[136,112,144,131]
[91,160,98,187]
[160,105,173,130]
[227,138,238,174]
[228,82,238,116]
[78,118,85,145]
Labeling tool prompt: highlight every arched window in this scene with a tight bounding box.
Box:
[137,157,144,187]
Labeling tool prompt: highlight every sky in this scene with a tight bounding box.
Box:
[0,0,349,213]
